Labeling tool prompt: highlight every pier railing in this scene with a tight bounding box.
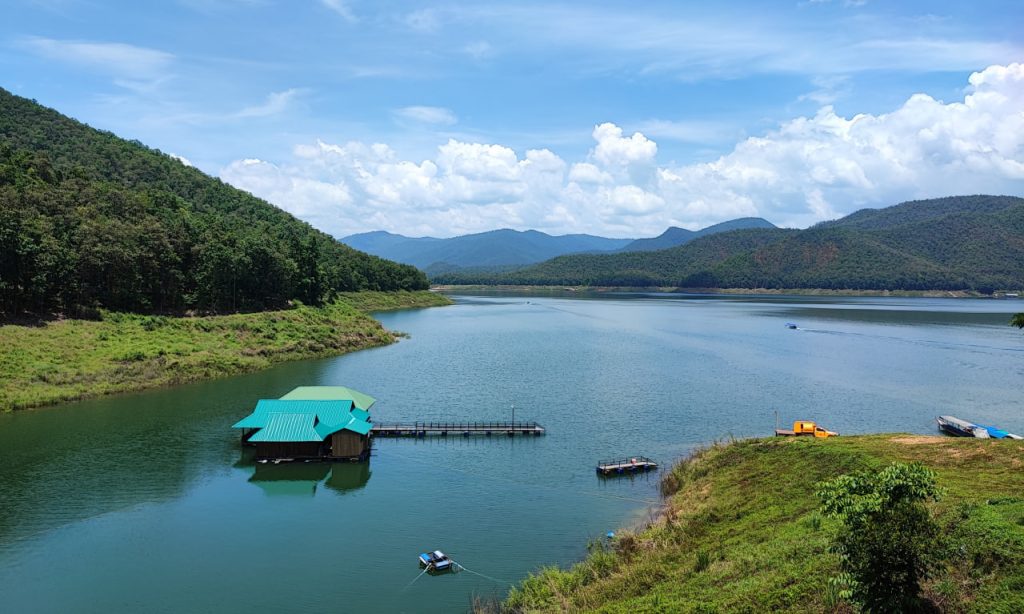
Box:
[371,421,545,436]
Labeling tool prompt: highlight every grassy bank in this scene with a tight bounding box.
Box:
[498,436,1024,613]
[0,291,451,411]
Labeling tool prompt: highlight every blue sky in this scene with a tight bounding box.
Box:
[4,0,1024,237]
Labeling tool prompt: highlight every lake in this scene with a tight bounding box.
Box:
[1,293,1021,613]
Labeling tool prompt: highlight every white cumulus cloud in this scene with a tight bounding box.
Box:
[221,63,1024,238]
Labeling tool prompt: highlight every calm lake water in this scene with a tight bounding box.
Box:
[1,294,1022,612]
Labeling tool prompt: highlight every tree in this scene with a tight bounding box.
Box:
[1012,313,1024,329]
[817,462,943,613]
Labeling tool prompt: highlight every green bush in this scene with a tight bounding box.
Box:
[818,462,944,613]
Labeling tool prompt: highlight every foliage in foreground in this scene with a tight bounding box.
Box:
[1012,313,1024,329]
[818,463,943,613]
[0,291,450,411]
[492,436,1024,613]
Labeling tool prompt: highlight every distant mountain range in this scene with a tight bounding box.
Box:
[615,217,777,252]
[341,218,776,272]
[433,195,1024,292]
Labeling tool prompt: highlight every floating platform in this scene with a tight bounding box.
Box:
[597,456,658,476]
[372,421,545,437]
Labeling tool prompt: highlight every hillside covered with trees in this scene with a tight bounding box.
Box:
[436,195,1024,291]
[0,88,427,320]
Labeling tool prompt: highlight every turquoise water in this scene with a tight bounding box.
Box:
[1,294,1022,612]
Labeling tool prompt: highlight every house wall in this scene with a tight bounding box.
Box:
[255,441,322,460]
[330,431,368,459]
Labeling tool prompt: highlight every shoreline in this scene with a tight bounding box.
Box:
[434,284,987,298]
[492,434,1024,613]
[0,291,452,412]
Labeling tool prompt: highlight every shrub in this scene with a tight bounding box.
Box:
[817,462,943,613]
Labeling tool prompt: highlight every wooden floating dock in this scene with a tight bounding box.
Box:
[371,421,545,437]
[597,456,658,476]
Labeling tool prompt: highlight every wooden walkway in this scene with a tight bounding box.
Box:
[597,456,658,475]
[371,421,545,437]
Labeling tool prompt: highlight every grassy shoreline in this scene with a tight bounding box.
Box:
[493,435,1024,613]
[434,285,985,298]
[0,291,451,412]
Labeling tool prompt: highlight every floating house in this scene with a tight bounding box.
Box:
[232,386,375,461]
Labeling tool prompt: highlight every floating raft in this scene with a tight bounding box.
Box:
[372,421,545,437]
[597,456,658,475]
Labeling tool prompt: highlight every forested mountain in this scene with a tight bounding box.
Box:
[434,196,1024,291]
[0,88,427,320]
[341,228,634,270]
[615,217,776,252]
[342,218,778,271]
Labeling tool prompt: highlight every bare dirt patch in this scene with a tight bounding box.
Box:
[891,436,947,445]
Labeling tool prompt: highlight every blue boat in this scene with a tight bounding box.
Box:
[418,550,454,572]
[975,425,1024,440]
[937,415,989,438]
[937,415,1022,439]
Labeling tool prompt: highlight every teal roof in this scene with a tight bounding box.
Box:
[232,400,353,429]
[233,398,372,442]
[248,413,322,442]
[279,386,376,410]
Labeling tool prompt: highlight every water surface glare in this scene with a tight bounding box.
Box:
[1,294,1022,612]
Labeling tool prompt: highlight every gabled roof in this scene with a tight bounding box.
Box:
[248,413,322,442]
[232,398,373,442]
[232,400,353,429]
[280,386,376,410]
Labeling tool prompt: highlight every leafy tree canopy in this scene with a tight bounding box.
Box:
[0,88,427,320]
[818,463,944,613]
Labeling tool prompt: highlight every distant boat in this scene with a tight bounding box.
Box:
[785,323,798,329]
[937,415,989,438]
[935,415,1023,439]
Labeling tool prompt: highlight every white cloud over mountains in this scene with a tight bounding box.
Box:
[221,63,1024,238]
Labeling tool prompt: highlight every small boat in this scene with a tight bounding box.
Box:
[785,323,798,329]
[418,550,454,572]
[975,424,1024,440]
[937,415,990,438]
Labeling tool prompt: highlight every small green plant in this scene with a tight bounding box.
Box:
[818,462,944,613]
[823,573,855,611]
[694,549,711,573]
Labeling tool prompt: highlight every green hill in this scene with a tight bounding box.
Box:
[0,88,427,320]
[437,196,1024,291]
[437,228,796,286]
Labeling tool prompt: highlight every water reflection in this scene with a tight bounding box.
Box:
[247,461,371,497]
[325,462,372,495]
